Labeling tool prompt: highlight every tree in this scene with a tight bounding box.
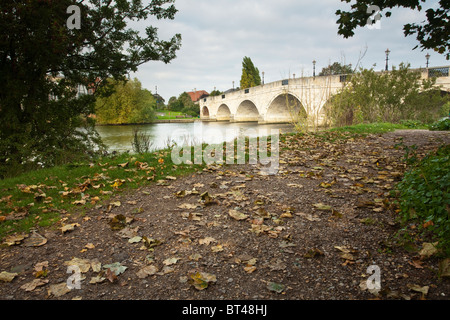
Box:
[209,90,222,97]
[319,62,354,76]
[240,57,261,89]
[324,63,449,126]
[335,0,449,59]
[95,78,156,125]
[0,0,181,177]
[167,92,199,116]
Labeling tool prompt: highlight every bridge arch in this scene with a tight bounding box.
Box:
[202,106,210,118]
[216,104,231,121]
[266,93,307,123]
[235,100,259,122]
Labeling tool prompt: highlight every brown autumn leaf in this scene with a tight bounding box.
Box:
[21,279,49,291]
[199,237,216,245]
[229,209,248,221]
[60,223,80,233]
[106,268,118,283]
[0,271,18,282]
[136,265,158,278]
[23,231,47,247]
[3,233,28,246]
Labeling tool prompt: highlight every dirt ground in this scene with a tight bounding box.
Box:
[0,129,449,301]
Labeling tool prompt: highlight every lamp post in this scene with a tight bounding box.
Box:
[312,60,316,78]
[385,48,390,71]
[425,53,430,68]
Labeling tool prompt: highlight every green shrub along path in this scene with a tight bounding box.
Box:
[0,127,449,300]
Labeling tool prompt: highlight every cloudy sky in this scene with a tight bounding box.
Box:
[130,0,448,101]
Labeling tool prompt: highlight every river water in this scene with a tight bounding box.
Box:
[96,121,295,153]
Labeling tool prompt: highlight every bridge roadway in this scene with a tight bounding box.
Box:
[199,66,450,125]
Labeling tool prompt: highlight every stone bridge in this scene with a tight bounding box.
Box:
[199,66,450,124]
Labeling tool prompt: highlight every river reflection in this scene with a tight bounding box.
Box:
[96,121,295,153]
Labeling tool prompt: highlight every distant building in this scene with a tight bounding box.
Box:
[187,90,209,103]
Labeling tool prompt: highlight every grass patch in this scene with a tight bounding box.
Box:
[328,122,411,135]
[155,110,184,120]
[0,148,203,239]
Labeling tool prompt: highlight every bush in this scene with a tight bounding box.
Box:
[395,145,450,256]
[429,117,450,131]
[131,129,153,154]
[400,119,424,128]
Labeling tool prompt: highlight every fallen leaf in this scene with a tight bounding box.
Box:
[177,203,198,209]
[409,259,424,269]
[110,200,122,207]
[142,237,163,250]
[108,214,127,230]
[189,253,202,261]
[419,242,438,259]
[85,243,95,249]
[190,272,217,290]
[60,223,80,233]
[117,226,139,239]
[128,236,142,244]
[211,244,224,252]
[91,259,102,273]
[295,212,321,221]
[118,162,129,168]
[64,257,92,273]
[48,282,71,297]
[163,257,179,266]
[103,262,127,276]
[23,231,47,247]
[89,275,106,284]
[20,279,49,291]
[303,248,324,259]
[3,234,27,246]
[0,271,18,282]
[244,265,257,273]
[313,203,332,211]
[34,261,49,278]
[229,209,249,221]
[407,284,429,296]
[199,237,216,245]
[136,265,158,278]
[267,282,285,293]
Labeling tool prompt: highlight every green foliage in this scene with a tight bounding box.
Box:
[429,118,450,131]
[335,0,449,59]
[209,90,222,97]
[95,78,156,124]
[319,62,353,76]
[324,63,449,126]
[400,119,425,129]
[0,1,181,178]
[167,92,199,116]
[395,145,450,256]
[240,57,261,89]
